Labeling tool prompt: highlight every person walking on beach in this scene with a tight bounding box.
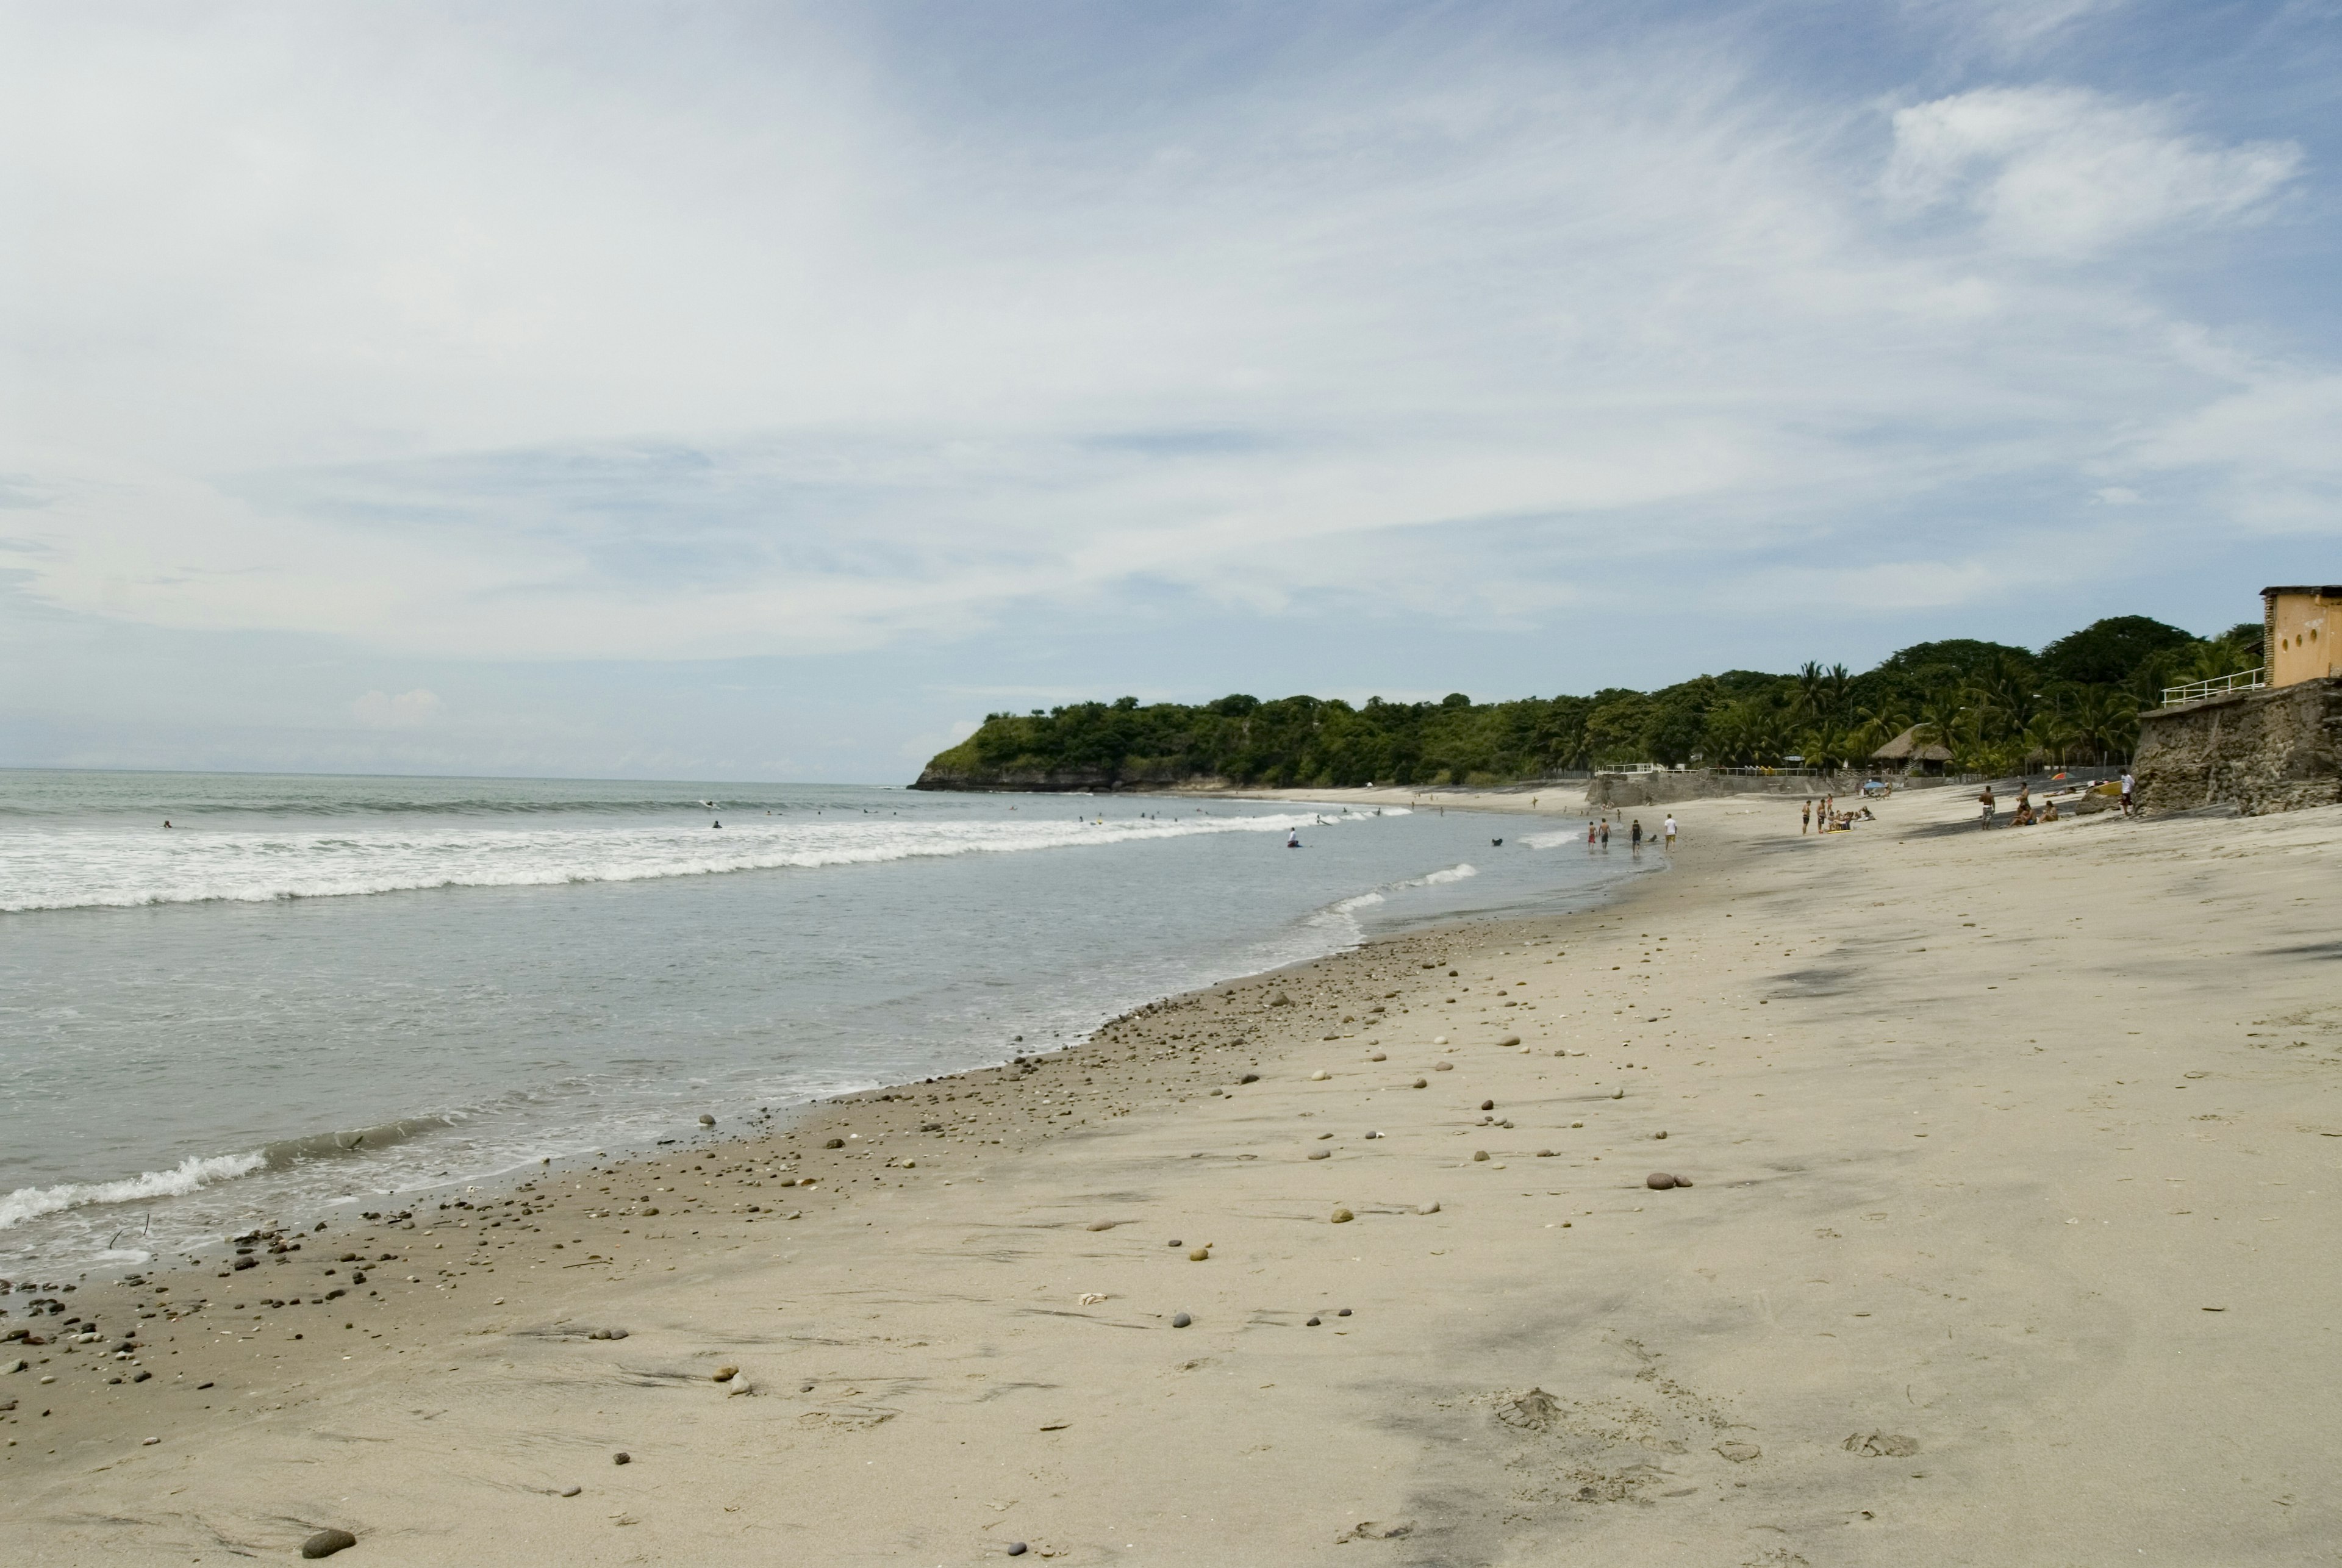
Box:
[2120,770,2135,817]
[1978,785,1996,829]
[1663,814,1677,851]
[1599,819,1611,847]
[1587,820,1597,845]
[1630,818,1643,851]
[1801,800,1811,835]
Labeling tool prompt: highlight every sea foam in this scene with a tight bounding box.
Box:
[0,1151,266,1231]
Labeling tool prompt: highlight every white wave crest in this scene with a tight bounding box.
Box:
[0,809,1352,914]
[0,1152,265,1231]
[1419,862,1478,884]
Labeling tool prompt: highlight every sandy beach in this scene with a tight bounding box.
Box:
[7,785,2339,1566]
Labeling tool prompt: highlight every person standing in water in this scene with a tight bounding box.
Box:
[1801,800,1811,835]
[1630,818,1644,852]
[1599,819,1611,847]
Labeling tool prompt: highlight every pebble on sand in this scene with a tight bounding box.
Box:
[613,1452,632,1465]
[299,1528,358,1559]
[1368,1051,1386,1061]
[1480,1099,1495,1111]
[1310,1070,1330,1081]
[1086,1219,1117,1231]
[824,1137,845,1149]
[1188,1248,1211,1261]
[1495,1035,1520,1047]
[1170,1312,1192,1328]
[1306,1316,1321,1326]
[1412,1078,1428,1089]
[1417,1201,1440,1214]
[1338,1307,1352,1316]
[712,1366,739,1382]
[1240,1072,1261,1083]
[1331,1207,1354,1223]
[1472,1151,1490,1162]
[560,1486,582,1497]
[1646,1172,1677,1189]
[1433,1062,1453,1072]
[1308,1149,1331,1160]
[1008,1544,1030,1557]
[697,1113,715,1126]
[1715,1441,1761,1463]
[1653,1130,1667,1140]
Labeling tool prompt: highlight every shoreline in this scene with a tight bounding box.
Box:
[9,790,2341,1564]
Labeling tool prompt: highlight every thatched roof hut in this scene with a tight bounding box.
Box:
[1872,725,1952,770]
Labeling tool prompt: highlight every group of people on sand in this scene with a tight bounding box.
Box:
[1979,784,2059,828]
[1802,795,1874,834]
[1979,768,2133,829]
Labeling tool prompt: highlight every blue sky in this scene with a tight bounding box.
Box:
[2,0,2336,782]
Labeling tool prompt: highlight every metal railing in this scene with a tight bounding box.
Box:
[2160,668,2265,708]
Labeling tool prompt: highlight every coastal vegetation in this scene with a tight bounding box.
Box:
[915,615,2265,790]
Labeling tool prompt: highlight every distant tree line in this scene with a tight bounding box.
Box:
[918,615,2264,789]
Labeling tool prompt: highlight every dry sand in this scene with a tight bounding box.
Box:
[5,786,2339,1566]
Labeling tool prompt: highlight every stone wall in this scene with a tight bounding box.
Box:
[2135,676,2342,816]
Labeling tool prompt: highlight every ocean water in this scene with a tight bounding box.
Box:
[0,770,1645,1280]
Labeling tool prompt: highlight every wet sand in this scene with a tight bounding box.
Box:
[5,787,2340,1565]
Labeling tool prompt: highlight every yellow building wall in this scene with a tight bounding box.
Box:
[2266,590,2340,688]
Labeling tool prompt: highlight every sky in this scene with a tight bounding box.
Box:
[2,0,2337,783]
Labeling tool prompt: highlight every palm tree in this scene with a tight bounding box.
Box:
[2067,686,2139,763]
[1793,662,1827,726]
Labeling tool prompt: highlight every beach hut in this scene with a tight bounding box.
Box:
[1871,725,1952,776]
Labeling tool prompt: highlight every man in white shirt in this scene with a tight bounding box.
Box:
[2119,771,2135,817]
[1663,814,1678,850]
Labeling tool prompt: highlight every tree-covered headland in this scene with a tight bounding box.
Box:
[912,614,2264,790]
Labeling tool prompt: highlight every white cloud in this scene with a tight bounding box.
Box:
[351,689,442,728]
[1884,86,2301,257]
[0,8,2326,699]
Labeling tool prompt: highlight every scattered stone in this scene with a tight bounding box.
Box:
[613,1452,631,1466]
[1308,1150,1331,1161]
[1433,1062,1453,1072]
[1417,1201,1440,1214]
[824,1138,845,1149]
[1480,1099,1495,1111]
[1239,1072,1260,1084]
[1188,1248,1210,1262]
[1472,1151,1490,1162]
[1536,1149,1556,1158]
[1078,1292,1107,1306]
[697,1113,715,1126]
[1611,1089,1624,1100]
[1495,1035,1520,1047]
[1843,1431,1919,1458]
[1306,1316,1322,1326]
[1331,1208,1354,1224]
[299,1528,358,1559]
[1654,1130,1667,1140]
[1412,1078,1428,1089]
[560,1486,582,1497]
[1170,1312,1192,1328]
[1433,1036,1448,1045]
[1368,1051,1386,1062]
[1337,1307,1352,1317]
[1008,1544,1030,1557]
[1364,1130,1382,1139]
[1310,1070,1330,1081]
[1647,1173,1677,1189]
[1269,993,1292,1007]
[713,1366,739,1382]
[1716,1441,1761,1463]
[1167,1239,1183,1247]
[1086,1219,1117,1231]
